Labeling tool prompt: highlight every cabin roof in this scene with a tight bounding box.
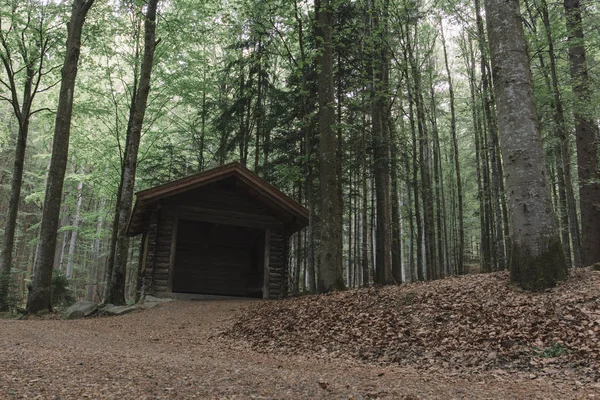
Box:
[127,162,309,236]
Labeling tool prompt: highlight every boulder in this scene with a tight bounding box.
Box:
[138,301,161,310]
[143,295,173,303]
[100,304,139,316]
[64,301,98,320]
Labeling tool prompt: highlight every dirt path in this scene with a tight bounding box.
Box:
[1,300,597,399]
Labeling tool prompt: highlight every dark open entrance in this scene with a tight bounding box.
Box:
[171,219,264,297]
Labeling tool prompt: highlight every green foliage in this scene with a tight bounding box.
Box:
[0,0,597,300]
[0,270,21,311]
[532,343,569,358]
[51,270,76,309]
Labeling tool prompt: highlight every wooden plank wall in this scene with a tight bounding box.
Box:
[139,186,294,299]
[142,209,159,294]
[152,209,175,294]
[268,228,286,299]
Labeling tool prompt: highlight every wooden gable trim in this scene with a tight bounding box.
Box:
[136,162,308,220]
[127,162,309,236]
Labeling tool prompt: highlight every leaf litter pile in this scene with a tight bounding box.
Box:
[226,268,600,383]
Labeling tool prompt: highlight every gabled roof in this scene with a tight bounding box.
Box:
[127,162,309,236]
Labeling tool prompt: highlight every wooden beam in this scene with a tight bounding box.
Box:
[173,205,284,230]
[167,216,178,294]
[263,229,271,299]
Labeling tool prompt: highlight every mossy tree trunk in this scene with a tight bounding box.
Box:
[26,0,96,313]
[484,0,567,290]
[563,0,600,267]
[315,0,345,293]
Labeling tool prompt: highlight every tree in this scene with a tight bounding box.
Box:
[315,0,344,293]
[26,0,95,313]
[439,15,464,275]
[0,2,56,311]
[106,0,160,306]
[563,0,600,267]
[370,0,392,285]
[484,0,567,290]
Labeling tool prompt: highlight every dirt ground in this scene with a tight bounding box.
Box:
[1,300,598,399]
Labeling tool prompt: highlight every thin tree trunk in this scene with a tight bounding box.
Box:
[537,0,581,268]
[526,0,578,268]
[66,168,84,279]
[87,197,105,301]
[0,15,48,309]
[361,101,370,287]
[564,0,600,266]
[464,34,490,273]
[390,119,402,284]
[475,0,505,270]
[103,25,141,302]
[405,150,414,283]
[0,119,30,311]
[295,184,302,293]
[107,0,159,305]
[430,85,445,278]
[405,61,423,282]
[27,0,96,313]
[440,18,464,275]
[371,0,392,285]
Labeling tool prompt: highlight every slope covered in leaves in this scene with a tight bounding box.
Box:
[226,269,600,382]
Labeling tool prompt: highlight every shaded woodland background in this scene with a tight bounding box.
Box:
[0,0,598,308]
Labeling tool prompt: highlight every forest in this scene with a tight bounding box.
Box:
[0,0,598,315]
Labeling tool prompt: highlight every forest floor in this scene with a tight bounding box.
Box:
[1,270,600,399]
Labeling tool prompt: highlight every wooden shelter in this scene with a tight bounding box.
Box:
[127,162,309,299]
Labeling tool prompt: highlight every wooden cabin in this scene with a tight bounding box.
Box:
[127,162,309,300]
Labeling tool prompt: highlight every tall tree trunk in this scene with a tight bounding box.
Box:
[106,0,159,305]
[563,0,600,266]
[27,0,96,313]
[254,40,264,173]
[410,56,435,280]
[484,0,567,289]
[199,88,207,171]
[315,0,344,293]
[554,150,573,266]
[405,60,423,281]
[405,22,435,280]
[464,34,490,273]
[405,147,415,283]
[440,18,464,275]
[103,14,142,302]
[371,0,392,285]
[475,0,505,270]
[295,184,303,293]
[0,119,30,311]
[390,119,402,284]
[361,100,370,287]
[0,12,48,309]
[293,0,316,293]
[87,197,105,301]
[66,168,84,279]
[526,0,580,268]
[430,85,445,278]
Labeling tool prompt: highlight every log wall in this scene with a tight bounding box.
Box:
[267,228,288,299]
[140,186,292,299]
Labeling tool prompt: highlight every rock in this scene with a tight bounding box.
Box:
[143,295,173,303]
[138,301,161,310]
[100,304,139,317]
[64,301,98,320]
